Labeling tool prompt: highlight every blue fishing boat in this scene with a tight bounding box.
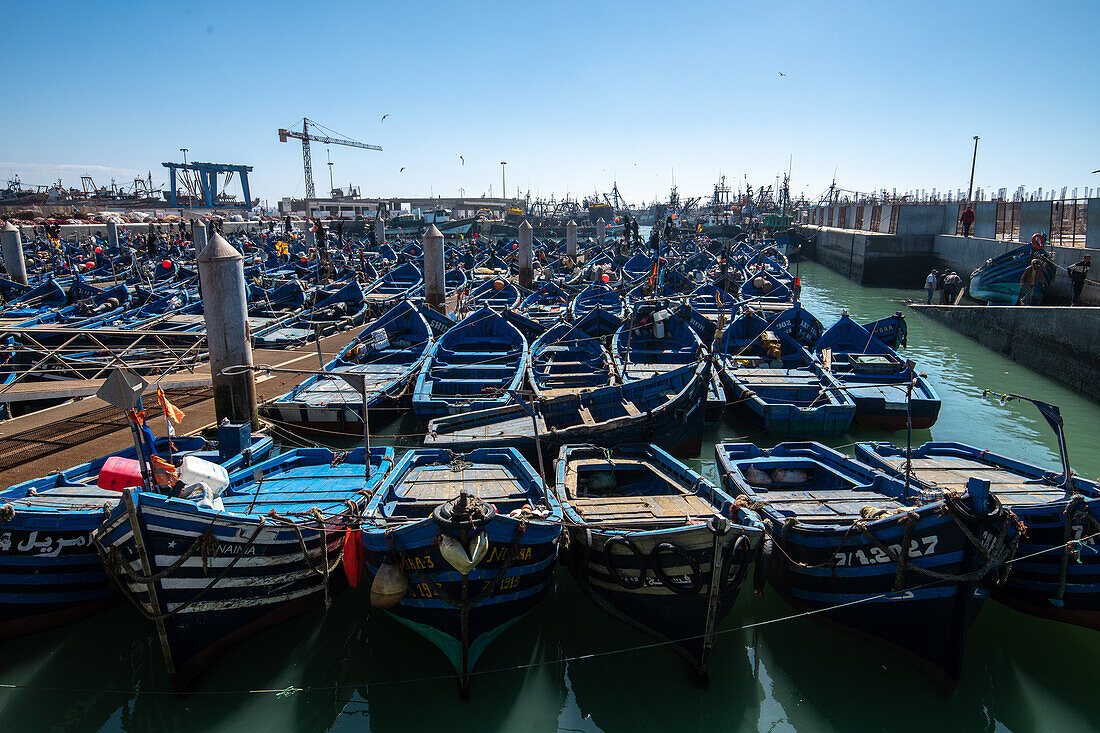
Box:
[0,426,273,640]
[425,360,711,458]
[614,303,725,421]
[465,277,523,310]
[814,313,940,430]
[363,262,423,310]
[717,312,855,438]
[518,280,572,325]
[412,306,527,425]
[528,320,617,398]
[94,446,394,689]
[969,240,1056,304]
[361,447,560,693]
[862,312,907,349]
[262,300,435,432]
[715,441,1018,682]
[856,437,1100,630]
[555,443,762,674]
[764,301,824,349]
[569,283,627,322]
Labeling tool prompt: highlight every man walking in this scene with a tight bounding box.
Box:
[1068,255,1091,306]
[960,207,975,237]
[924,269,938,304]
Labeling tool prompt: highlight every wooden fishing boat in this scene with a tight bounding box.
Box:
[424,359,710,458]
[969,240,1056,304]
[717,311,855,438]
[518,280,572,325]
[528,320,618,398]
[0,428,273,641]
[363,262,423,310]
[360,447,560,693]
[856,440,1100,630]
[261,300,435,432]
[412,305,527,425]
[862,312,907,349]
[555,443,762,675]
[715,441,1018,682]
[814,313,940,431]
[614,303,724,422]
[466,277,523,310]
[569,283,627,322]
[94,446,394,689]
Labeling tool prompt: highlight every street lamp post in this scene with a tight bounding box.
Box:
[967,136,980,202]
[501,162,507,202]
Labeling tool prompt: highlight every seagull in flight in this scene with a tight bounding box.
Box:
[381,113,390,123]
[778,72,786,77]
[458,154,465,165]
[399,167,406,172]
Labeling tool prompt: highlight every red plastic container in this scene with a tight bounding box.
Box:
[97,456,144,492]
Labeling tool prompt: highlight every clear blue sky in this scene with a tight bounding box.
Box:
[4,0,1098,206]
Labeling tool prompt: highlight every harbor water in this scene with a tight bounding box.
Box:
[2,260,1098,732]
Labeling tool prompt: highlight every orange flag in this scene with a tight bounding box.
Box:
[157,388,185,425]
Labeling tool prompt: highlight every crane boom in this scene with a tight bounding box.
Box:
[278,117,381,198]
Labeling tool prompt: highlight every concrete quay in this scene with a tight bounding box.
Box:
[908,304,1100,402]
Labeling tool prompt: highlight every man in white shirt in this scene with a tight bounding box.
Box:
[924,270,938,304]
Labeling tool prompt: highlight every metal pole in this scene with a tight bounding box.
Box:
[501,162,507,202]
[967,136,979,202]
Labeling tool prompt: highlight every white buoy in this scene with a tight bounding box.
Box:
[197,233,257,426]
[518,219,533,288]
[423,224,445,312]
[1,222,28,286]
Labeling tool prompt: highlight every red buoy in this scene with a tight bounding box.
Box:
[162,259,172,269]
[343,529,364,587]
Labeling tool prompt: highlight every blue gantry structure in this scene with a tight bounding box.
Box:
[161,161,253,209]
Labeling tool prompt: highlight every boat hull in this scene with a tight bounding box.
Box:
[95,492,352,690]
[361,515,559,690]
[561,523,758,673]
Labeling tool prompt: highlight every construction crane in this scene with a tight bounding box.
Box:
[278,117,381,199]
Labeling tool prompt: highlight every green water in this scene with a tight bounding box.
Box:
[3,261,1099,732]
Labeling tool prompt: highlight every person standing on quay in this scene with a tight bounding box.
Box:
[1068,255,1091,306]
[960,206,975,237]
[924,269,938,304]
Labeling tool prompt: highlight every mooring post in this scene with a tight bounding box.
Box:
[518,219,533,288]
[107,221,119,251]
[596,218,606,247]
[423,224,445,312]
[197,233,258,427]
[193,218,208,261]
[374,217,386,245]
[1,222,28,286]
[566,219,578,259]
